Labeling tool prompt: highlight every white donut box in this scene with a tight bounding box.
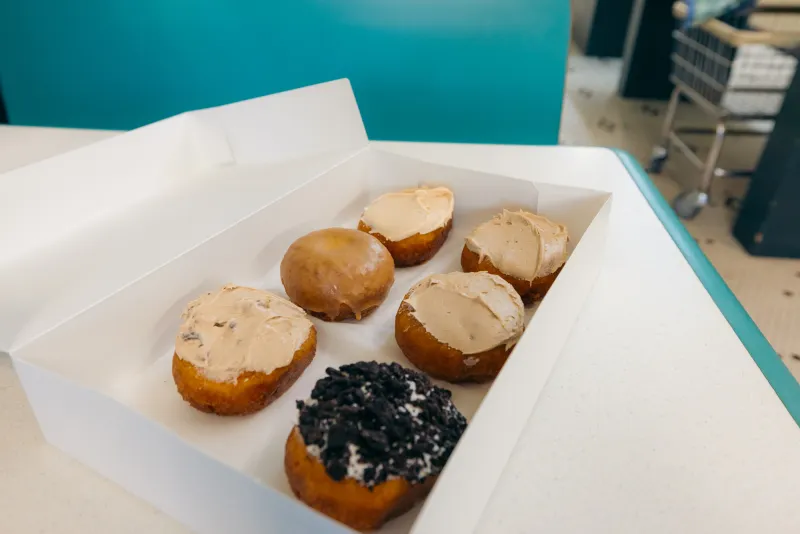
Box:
[0,80,610,533]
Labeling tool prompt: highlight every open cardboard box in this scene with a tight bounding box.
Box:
[4,81,611,533]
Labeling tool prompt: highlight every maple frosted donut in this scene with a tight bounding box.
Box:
[358,187,454,267]
[285,361,467,531]
[280,228,395,322]
[172,284,316,415]
[395,271,525,383]
[461,210,569,303]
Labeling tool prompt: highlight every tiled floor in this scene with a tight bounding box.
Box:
[562,51,800,381]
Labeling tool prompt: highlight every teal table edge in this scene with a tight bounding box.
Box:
[614,150,800,427]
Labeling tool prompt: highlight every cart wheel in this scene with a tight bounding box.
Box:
[647,146,668,174]
[725,195,741,211]
[672,190,708,220]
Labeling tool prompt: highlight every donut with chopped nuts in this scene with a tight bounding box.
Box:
[172,284,316,415]
[285,361,467,531]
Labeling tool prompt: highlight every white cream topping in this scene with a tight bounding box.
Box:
[465,210,569,281]
[404,272,525,354]
[360,187,454,242]
[175,284,313,383]
[346,443,369,480]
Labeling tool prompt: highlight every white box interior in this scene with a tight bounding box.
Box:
[12,147,610,533]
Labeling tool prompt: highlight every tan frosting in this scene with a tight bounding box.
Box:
[465,210,569,281]
[404,272,525,354]
[175,284,313,383]
[360,187,454,242]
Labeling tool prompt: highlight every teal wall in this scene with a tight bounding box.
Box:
[0,1,569,144]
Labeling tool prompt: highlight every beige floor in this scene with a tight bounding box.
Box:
[562,51,800,381]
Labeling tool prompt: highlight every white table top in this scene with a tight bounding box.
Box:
[2,126,799,533]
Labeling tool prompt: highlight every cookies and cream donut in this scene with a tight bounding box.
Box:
[172,284,316,415]
[280,228,395,322]
[395,271,525,383]
[358,187,454,267]
[462,210,569,303]
[285,361,467,531]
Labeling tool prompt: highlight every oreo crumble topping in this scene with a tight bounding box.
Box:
[296,361,467,488]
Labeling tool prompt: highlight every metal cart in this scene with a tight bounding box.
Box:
[649,1,800,219]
